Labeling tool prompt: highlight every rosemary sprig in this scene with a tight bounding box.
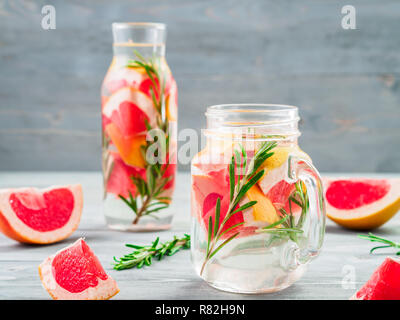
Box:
[127,50,167,123]
[117,51,172,224]
[118,161,172,224]
[200,141,277,275]
[257,181,309,243]
[358,233,400,255]
[113,234,191,270]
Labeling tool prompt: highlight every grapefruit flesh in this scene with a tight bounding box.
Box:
[9,188,74,232]
[0,185,83,244]
[352,257,400,300]
[106,152,146,198]
[266,180,300,215]
[192,163,265,238]
[323,177,400,230]
[39,238,119,300]
[192,164,251,238]
[109,101,150,136]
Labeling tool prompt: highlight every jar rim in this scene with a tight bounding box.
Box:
[205,104,300,140]
[206,103,298,115]
[206,104,300,125]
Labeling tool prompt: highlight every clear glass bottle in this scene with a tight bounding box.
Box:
[191,104,325,293]
[101,23,178,231]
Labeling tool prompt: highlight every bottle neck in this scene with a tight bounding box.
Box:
[112,22,166,60]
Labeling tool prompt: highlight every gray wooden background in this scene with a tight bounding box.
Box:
[0,0,399,172]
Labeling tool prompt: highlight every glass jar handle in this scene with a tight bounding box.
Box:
[289,155,326,264]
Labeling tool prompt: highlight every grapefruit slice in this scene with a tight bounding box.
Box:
[106,123,147,168]
[39,238,119,300]
[257,146,310,195]
[106,152,146,198]
[102,87,157,129]
[0,185,83,244]
[192,166,258,238]
[324,177,400,230]
[352,257,400,300]
[243,184,280,224]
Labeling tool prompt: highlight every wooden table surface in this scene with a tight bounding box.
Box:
[0,172,399,300]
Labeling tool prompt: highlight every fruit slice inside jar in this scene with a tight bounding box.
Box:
[106,152,146,198]
[192,164,247,238]
[102,87,157,130]
[192,144,302,234]
[192,165,282,237]
[243,184,280,224]
[106,123,147,168]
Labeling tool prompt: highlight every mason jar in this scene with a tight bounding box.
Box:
[191,104,325,293]
[101,23,178,231]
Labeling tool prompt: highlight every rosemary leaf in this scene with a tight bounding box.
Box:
[209,232,240,259]
[214,198,221,237]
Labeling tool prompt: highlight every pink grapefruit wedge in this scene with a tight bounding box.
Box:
[39,238,119,300]
[0,185,83,244]
[352,257,400,300]
[323,177,400,230]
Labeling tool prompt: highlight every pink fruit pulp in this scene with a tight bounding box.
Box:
[9,188,74,232]
[326,179,390,210]
[110,101,150,136]
[52,239,108,293]
[106,153,145,198]
[354,257,400,300]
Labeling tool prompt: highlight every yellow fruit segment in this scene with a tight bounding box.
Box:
[166,92,177,121]
[106,123,146,168]
[246,184,280,223]
[258,146,311,174]
[259,147,290,172]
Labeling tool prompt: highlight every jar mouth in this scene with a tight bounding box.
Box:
[205,104,300,140]
[112,22,167,47]
[206,104,299,122]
